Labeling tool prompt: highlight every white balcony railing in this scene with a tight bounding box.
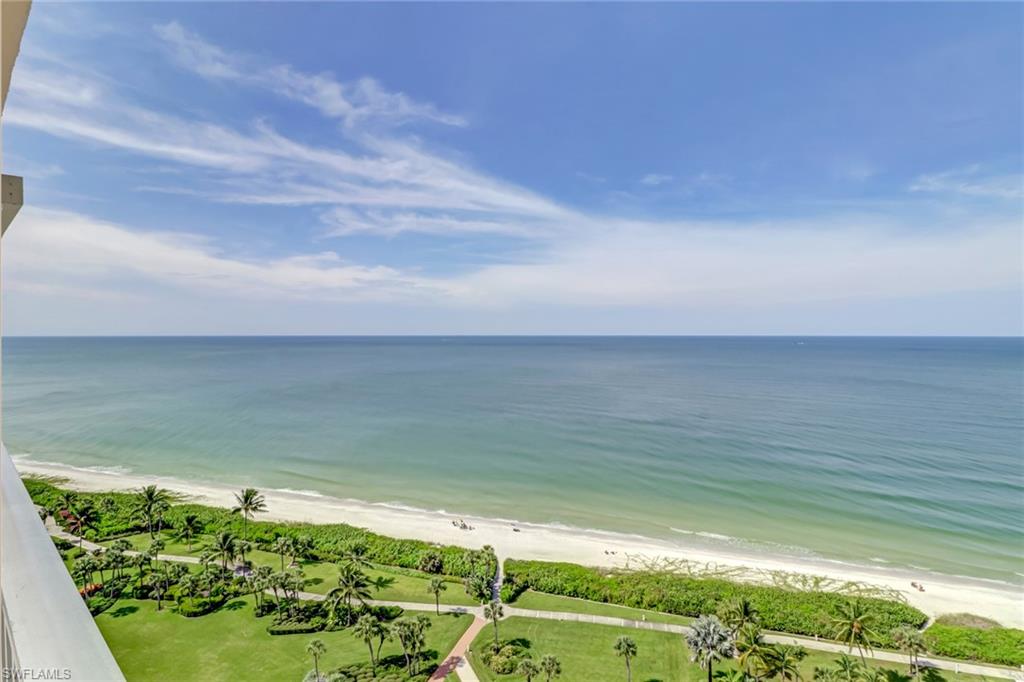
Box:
[0,445,124,681]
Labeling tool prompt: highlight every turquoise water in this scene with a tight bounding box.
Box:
[4,336,1022,584]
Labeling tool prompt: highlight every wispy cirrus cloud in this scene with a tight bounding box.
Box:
[4,14,1020,335]
[154,21,466,130]
[910,165,1023,200]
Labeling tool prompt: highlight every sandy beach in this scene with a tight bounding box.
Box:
[18,457,1023,629]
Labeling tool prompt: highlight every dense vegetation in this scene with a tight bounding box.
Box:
[26,477,496,579]
[923,620,1024,667]
[502,559,927,646]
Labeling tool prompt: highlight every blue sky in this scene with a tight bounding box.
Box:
[3,2,1022,335]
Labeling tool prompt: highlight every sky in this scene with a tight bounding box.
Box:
[2,2,1022,335]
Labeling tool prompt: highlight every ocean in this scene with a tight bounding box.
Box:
[4,336,1022,585]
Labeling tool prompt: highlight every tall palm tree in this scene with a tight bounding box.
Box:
[151,582,166,611]
[831,600,878,665]
[178,574,198,608]
[736,624,770,679]
[540,654,562,681]
[173,513,204,551]
[331,563,371,624]
[56,490,78,515]
[484,599,504,648]
[393,618,416,673]
[614,635,638,682]
[517,659,542,682]
[890,626,927,677]
[834,654,862,682]
[340,542,372,570]
[135,485,171,538]
[428,577,447,615]
[353,614,380,675]
[306,638,326,682]
[232,488,266,542]
[210,531,238,570]
[719,597,760,632]
[686,615,736,682]
[67,503,98,549]
[272,536,294,570]
[766,644,807,682]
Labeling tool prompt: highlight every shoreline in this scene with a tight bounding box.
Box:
[17,457,1023,628]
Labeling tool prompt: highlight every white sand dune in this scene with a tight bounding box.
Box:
[18,458,1023,629]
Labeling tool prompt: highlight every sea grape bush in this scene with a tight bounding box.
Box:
[502,559,928,647]
[26,478,496,580]
[923,623,1024,667]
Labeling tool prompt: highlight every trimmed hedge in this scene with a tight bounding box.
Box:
[25,477,496,580]
[923,623,1024,667]
[503,559,927,646]
[267,618,325,635]
[176,597,225,618]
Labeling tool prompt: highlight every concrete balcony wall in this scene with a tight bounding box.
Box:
[0,445,124,681]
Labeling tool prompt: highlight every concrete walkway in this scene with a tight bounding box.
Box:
[48,525,1022,681]
[429,616,486,682]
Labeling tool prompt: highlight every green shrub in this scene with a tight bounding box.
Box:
[503,559,927,646]
[25,477,496,580]
[86,594,118,616]
[480,641,530,674]
[266,619,325,635]
[924,623,1024,666]
[176,597,225,618]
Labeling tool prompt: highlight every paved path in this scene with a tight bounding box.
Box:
[48,526,1022,681]
[429,616,486,682]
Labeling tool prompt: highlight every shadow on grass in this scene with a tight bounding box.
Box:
[307,577,324,586]
[109,605,139,618]
[224,600,247,611]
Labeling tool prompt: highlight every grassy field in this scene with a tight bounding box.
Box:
[105,532,477,605]
[96,596,472,681]
[509,590,692,626]
[468,618,998,682]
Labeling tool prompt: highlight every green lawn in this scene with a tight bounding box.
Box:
[468,618,997,682]
[105,532,477,605]
[96,596,472,682]
[509,590,693,626]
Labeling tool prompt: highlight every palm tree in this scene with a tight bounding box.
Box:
[393,618,416,673]
[331,563,372,624]
[67,503,98,549]
[135,485,171,538]
[890,626,927,677]
[56,490,78,515]
[766,644,807,682]
[614,635,638,682]
[814,666,839,682]
[173,513,203,551]
[518,659,542,682]
[428,577,447,615]
[272,536,294,570]
[210,531,238,570]
[540,654,562,681]
[717,671,753,682]
[484,599,504,648]
[832,600,878,665]
[178,573,198,608]
[353,614,380,675]
[687,615,736,682]
[834,654,862,682]
[340,542,372,570]
[306,638,326,682]
[719,597,760,632]
[736,624,770,679]
[374,620,391,664]
[151,582,166,611]
[232,488,266,541]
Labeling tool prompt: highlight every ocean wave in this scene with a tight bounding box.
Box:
[271,487,328,499]
[14,455,134,477]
